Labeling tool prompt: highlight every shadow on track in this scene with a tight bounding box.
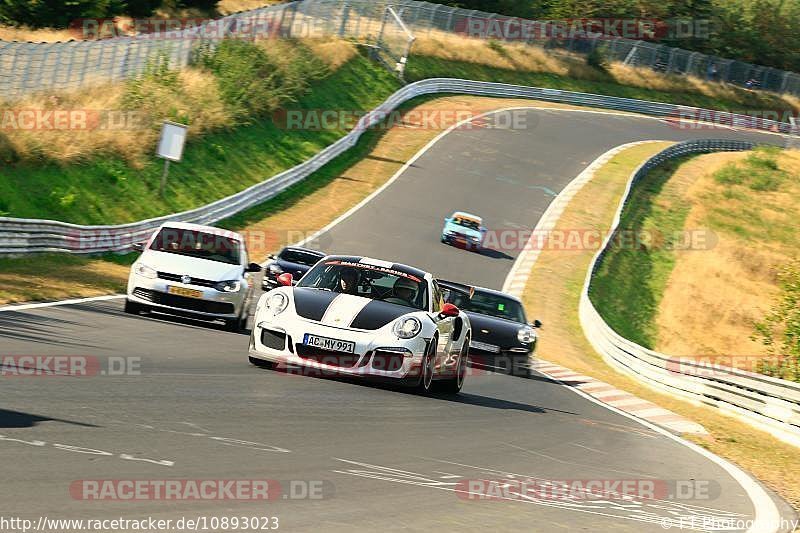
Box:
[250,364,578,417]
[0,409,98,428]
[0,312,104,348]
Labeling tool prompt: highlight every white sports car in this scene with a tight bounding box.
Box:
[248,256,472,393]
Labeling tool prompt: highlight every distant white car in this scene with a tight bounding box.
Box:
[248,255,472,393]
[125,222,262,331]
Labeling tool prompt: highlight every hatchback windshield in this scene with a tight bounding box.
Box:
[149,227,241,265]
[453,216,481,231]
[297,260,429,310]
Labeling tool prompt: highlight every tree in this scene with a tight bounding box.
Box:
[0,0,126,28]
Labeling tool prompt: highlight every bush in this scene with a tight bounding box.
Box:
[753,261,800,382]
[0,0,127,29]
[197,39,327,124]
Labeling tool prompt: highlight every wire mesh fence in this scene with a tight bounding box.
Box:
[1,0,799,100]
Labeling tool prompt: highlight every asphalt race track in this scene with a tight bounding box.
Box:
[1,109,794,532]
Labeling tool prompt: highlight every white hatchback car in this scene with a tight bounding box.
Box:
[125,222,262,331]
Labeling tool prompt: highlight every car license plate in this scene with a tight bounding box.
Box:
[303,334,356,353]
[167,286,203,299]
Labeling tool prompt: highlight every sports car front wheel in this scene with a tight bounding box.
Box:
[418,340,436,393]
[436,336,469,395]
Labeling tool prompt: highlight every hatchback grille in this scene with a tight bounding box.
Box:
[135,288,234,315]
[158,272,217,288]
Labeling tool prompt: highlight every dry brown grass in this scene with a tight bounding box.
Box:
[0,36,353,166]
[0,66,230,165]
[521,142,800,509]
[0,257,131,304]
[414,32,604,81]
[655,150,800,360]
[0,25,77,42]
[217,0,282,15]
[302,38,358,70]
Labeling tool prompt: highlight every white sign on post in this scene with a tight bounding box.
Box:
[157,121,188,162]
[156,121,188,195]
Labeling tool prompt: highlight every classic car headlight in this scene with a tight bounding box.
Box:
[393,317,422,339]
[215,280,241,292]
[268,264,283,274]
[265,292,288,315]
[134,263,157,279]
[517,326,536,344]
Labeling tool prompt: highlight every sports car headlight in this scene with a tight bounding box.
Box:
[268,264,283,274]
[215,280,241,292]
[265,292,288,315]
[393,317,422,339]
[134,263,157,279]
[518,327,536,344]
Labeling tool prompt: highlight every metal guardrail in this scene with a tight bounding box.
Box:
[2,0,800,99]
[0,78,796,256]
[579,139,800,445]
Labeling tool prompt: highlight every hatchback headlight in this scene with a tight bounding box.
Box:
[393,317,422,339]
[518,327,536,344]
[215,280,241,292]
[134,263,157,279]
[265,292,288,315]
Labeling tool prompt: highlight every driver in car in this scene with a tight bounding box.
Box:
[392,277,418,306]
[337,268,360,295]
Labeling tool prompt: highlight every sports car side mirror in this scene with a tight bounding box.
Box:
[439,303,460,318]
[277,273,293,287]
[531,319,543,328]
[246,262,262,273]
[132,242,144,252]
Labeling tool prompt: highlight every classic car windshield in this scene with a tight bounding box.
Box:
[443,286,526,323]
[297,260,429,311]
[280,248,323,267]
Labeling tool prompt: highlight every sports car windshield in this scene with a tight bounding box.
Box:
[149,228,241,265]
[297,261,429,311]
[444,287,526,323]
[452,216,481,230]
[280,249,323,267]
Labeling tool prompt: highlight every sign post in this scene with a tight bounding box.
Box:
[156,121,188,196]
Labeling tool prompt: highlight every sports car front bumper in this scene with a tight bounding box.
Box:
[248,315,428,382]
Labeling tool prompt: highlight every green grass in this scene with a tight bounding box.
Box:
[0,54,400,225]
[588,157,692,348]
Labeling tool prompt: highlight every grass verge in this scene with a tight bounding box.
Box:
[521,142,800,509]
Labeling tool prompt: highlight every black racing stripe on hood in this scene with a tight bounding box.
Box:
[292,288,339,322]
[350,300,413,330]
